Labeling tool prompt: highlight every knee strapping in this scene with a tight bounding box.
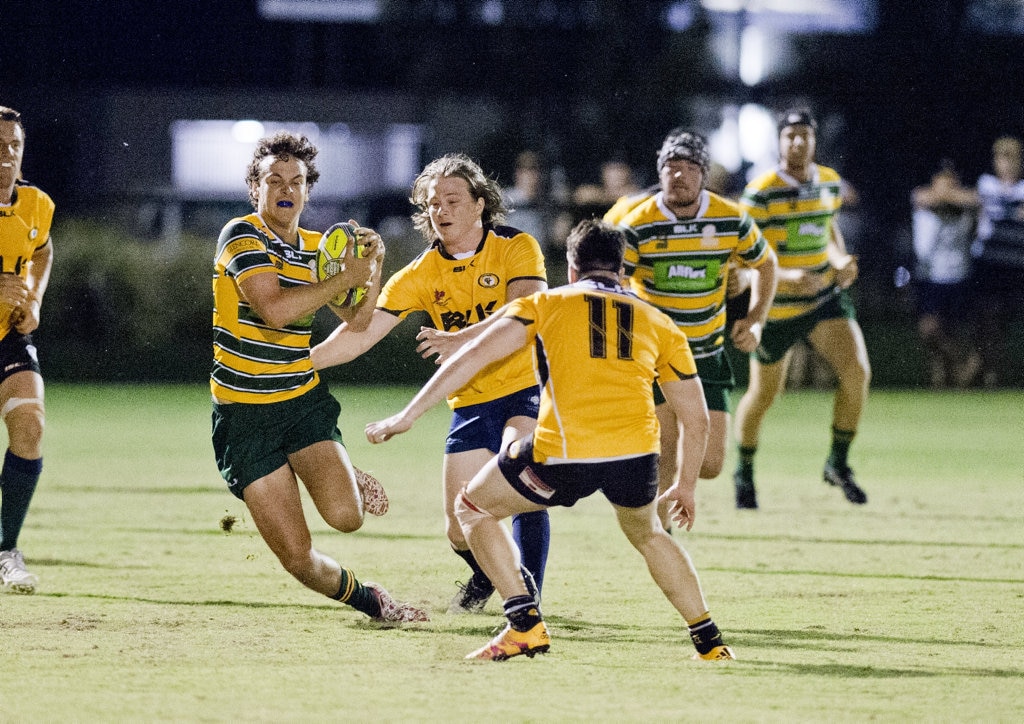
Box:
[1,397,44,421]
[454,491,494,529]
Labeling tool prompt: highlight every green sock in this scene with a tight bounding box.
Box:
[332,567,378,617]
[736,446,757,474]
[827,427,856,469]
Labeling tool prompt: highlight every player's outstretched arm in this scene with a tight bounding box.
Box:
[657,377,709,531]
[311,308,401,369]
[366,317,529,443]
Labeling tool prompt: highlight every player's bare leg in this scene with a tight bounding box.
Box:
[732,353,790,509]
[614,501,733,660]
[457,460,549,660]
[808,318,871,503]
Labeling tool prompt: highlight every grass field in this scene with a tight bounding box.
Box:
[2,384,1022,722]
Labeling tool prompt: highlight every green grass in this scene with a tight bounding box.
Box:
[3,384,1023,722]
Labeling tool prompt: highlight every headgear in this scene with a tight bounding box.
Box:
[656,130,710,180]
[777,108,818,134]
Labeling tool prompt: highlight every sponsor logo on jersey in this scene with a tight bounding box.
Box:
[440,301,498,330]
[653,258,721,292]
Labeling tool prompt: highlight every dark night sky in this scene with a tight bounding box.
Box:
[6,1,1024,236]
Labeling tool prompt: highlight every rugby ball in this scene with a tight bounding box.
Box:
[317,222,368,307]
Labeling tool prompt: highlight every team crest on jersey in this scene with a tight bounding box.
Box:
[477,273,499,288]
[433,290,449,306]
[700,224,717,247]
[29,228,38,240]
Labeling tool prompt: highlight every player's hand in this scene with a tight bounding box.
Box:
[0,273,29,309]
[365,414,413,444]
[350,219,385,264]
[659,484,697,531]
[13,297,40,335]
[729,318,762,354]
[832,254,858,289]
[415,327,461,364]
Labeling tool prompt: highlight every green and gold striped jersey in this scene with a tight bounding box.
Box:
[506,277,697,463]
[211,213,321,404]
[740,164,843,321]
[379,224,546,409]
[617,190,770,358]
[0,182,53,336]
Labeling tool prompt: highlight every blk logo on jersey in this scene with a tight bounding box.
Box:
[439,301,498,330]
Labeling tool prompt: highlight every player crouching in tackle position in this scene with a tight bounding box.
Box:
[366,220,735,661]
[211,131,426,623]
[0,106,53,594]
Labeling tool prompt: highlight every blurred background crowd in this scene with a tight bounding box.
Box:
[5,0,1023,386]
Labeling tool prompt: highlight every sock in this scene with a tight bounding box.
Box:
[512,510,550,594]
[452,546,494,590]
[736,445,757,474]
[504,594,542,632]
[686,612,725,655]
[827,427,856,470]
[331,567,379,617]
[0,450,43,551]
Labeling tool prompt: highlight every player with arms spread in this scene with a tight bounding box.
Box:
[0,106,53,594]
[733,108,871,508]
[366,220,735,663]
[312,153,551,613]
[211,131,426,623]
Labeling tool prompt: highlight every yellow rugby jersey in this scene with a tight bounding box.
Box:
[740,164,843,320]
[617,189,770,358]
[0,182,54,336]
[506,278,697,463]
[378,225,546,409]
[211,213,322,404]
[602,187,654,226]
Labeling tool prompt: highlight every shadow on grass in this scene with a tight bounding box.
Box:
[703,565,1024,585]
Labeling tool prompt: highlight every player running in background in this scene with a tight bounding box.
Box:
[616,130,777,527]
[311,153,551,613]
[733,108,871,509]
[0,106,53,594]
[365,219,734,662]
[211,131,426,623]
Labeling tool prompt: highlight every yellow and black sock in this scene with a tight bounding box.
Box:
[504,595,542,632]
[332,567,378,617]
[686,612,725,655]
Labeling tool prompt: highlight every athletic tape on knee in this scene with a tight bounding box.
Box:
[0,397,44,420]
[454,491,494,528]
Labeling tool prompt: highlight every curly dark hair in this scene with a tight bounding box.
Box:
[409,153,507,242]
[245,131,320,209]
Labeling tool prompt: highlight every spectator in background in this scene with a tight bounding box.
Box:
[970,135,1024,387]
[911,161,980,388]
[573,159,641,214]
[503,150,550,249]
[0,106,54,594]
